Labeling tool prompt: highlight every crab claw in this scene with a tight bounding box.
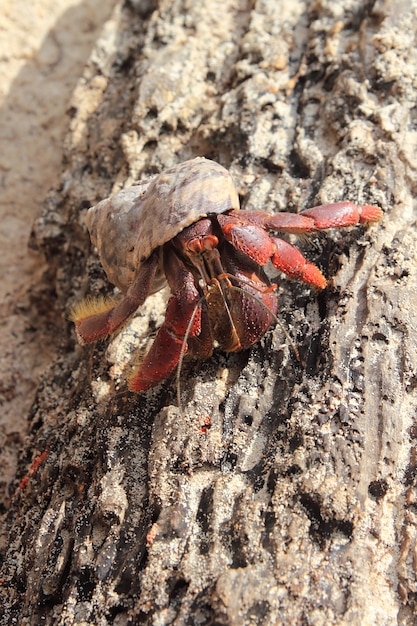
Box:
[271,239,327,290]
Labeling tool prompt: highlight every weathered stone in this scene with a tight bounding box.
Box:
[2,1,417,624]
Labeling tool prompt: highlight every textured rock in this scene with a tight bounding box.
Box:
[1,0,417,624]
[0,0,116,510]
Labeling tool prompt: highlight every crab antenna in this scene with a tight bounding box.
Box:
[215,276,243,351]
[194,252,240,350]
[175,284,303,416]
[176,294,207,417]
[175,278,243,416]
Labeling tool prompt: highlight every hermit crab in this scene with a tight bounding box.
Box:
[71,157,382,392]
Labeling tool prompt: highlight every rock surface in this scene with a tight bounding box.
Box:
[0,0,116,511]
[1,1,417,624]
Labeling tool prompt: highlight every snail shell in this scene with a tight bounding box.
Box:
[86,157,240,292]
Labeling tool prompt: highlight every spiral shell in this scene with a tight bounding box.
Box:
[86,157,240,292]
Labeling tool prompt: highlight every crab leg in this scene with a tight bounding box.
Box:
[218,201,382,290]
[71,252,159,343]
[265,201,382,288]
[129,251,204,392]
[235,201,382,233]
[218,213,325,288]
[299,201,382,228]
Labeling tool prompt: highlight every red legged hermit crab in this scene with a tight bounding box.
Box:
[71,157,382,392]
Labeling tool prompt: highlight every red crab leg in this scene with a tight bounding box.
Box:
[129,251,204,392]
[268,201,382,287]
[299,201,382,228]
[217,213,275,265]
[237,201,382,232]
[72,252,159,343]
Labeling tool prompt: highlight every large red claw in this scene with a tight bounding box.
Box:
[217,214,275,266]
[271,239,327,290]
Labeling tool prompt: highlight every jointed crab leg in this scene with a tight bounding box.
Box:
[299,201,383,227]
[129,249,204,392]
[229,201,382,232]
[71,252,159,343]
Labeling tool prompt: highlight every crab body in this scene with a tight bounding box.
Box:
[72,157,382,391]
